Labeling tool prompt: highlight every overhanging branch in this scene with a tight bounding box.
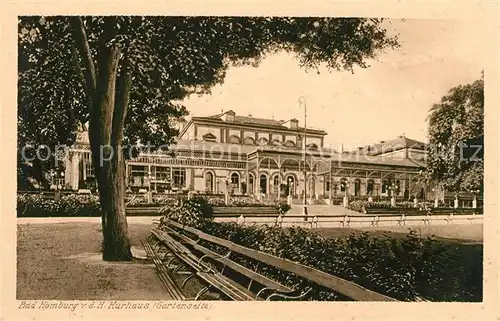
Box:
[70,17,97,95]
[112,58,132,146]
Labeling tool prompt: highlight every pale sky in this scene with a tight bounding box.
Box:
[183,19,486,151]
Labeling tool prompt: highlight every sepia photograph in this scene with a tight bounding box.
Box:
[4,4,498,319]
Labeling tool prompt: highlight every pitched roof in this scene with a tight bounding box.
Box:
[195,110,327,135]
[353,136,427,156]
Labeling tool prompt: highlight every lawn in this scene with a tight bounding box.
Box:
[17,219,483,301]
[16,222,173,300]
[315,223,483,244]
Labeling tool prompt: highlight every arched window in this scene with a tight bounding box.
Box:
[257,137,268,145]
[205,172,214,193]
[231,173,239,185]
[228,135,241,144]
[306,143,318,151]
[367,179,374,195]
[243,136,255,145]
[248,173,255,194]
[354,179,361,196]
[259,174,267,194]
[230,173,240,193]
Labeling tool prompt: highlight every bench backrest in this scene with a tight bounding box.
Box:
[167,220,396,302]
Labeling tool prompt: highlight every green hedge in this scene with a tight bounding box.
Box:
[17,194,101,217]
[160,208,482,301]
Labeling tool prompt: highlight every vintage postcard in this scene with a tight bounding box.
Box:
[1,1,499,320]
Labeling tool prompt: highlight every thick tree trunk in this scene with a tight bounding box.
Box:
[72,16,133,261]
[102,152,132,261]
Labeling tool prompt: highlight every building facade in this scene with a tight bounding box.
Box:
[63,110,433,201]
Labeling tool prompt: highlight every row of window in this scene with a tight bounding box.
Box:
[129,166,186,187]
[202,133,320,150]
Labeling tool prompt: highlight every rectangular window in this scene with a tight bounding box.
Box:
[155,167,171,181]
[326,182,331,191]
[173,168,186,188]
[130,165,148,186]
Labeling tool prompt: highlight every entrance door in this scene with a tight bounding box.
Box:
[286,176,295,196]
[354,179,361,196]
[248,174,254,194]
[205,172,214,193]
[367,179,374,196]
[259,174,267,194]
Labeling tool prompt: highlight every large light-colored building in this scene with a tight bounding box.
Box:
[63,110,431,201]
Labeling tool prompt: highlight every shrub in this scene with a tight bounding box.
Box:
[17,194,101,217]
[348,200,434,214]
[276,203,291,215]
[159,196,214,228]
[160,216,482,302]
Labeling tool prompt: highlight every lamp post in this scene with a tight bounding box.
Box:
[432,183,439,208]
[342,180,349,207]
[389,182,396,207]
[147,170,153,203]
[51,170,65,201]
[472,189,479,209]
[299,96,308,217]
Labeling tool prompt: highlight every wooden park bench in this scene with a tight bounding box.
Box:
[143,219,398,302]
[144,226,308,301]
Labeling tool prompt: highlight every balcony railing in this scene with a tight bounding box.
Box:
[128,156,246,169]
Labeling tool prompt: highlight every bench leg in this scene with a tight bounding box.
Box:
[266,287,313,301]
[195,285,211,301]
[167,256,181,269]
[173,261,193,274]
[181,272,197,288]
[161,251,176,262]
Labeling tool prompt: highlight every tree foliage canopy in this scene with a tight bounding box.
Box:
[18,16,398,158]
[426,74,484,193]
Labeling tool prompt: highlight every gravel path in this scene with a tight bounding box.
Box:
[17,222,173,300]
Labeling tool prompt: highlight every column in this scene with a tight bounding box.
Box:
[245,156,249,195]
[256,157,261,200]
[277,169,281,200]
[147,164,152,203]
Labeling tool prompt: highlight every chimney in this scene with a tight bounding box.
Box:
[289,118,299,129]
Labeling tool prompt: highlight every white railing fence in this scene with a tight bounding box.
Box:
[214,213,483,229]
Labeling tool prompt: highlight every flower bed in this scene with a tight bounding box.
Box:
[159,199,481,302]
[348,200,433,214]
[17,194,101,217]
[161,218,482,301]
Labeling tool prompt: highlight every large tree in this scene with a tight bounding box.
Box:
[426,74,484,195]
[18,16,399,261]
